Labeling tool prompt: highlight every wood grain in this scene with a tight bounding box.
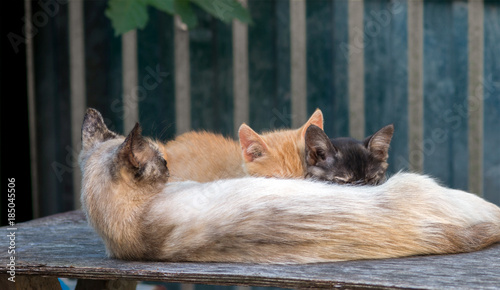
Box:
[3,211,500,289]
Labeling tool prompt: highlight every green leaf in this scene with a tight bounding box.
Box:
[173,0,198,29]
[191,0,252,24]
[105,0,150,36]
[146,0,175,14]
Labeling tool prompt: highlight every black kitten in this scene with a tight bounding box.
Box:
[305,124,394,185]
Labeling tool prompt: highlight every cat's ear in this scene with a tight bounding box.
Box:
[238,124,270,162]
[300,108,324,139]
[305,124,336,166]
[363,124,394,161]
[82,108,118,151]
[118,123,154,169]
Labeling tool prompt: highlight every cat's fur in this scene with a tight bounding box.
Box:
[305,124,394,185]
[80,108,500,263]
[160,109,324,182]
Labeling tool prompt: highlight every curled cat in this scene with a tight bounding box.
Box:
[80,108,500,263]
[305,124,394,185]
[160,109,324,182]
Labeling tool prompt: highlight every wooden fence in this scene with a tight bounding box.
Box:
[18,0,500,220]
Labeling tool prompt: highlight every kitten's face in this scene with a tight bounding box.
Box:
[238,109,324,179]
[305,125,394,185]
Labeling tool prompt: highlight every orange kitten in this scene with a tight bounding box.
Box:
[160,109,323,182]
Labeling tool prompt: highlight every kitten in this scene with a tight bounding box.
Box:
[305,124,394,185]
[80,108,500,263]
[160,109,324,182]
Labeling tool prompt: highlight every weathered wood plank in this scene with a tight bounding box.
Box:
[407,0,424,173]
[290,0,307,128]
[348,0,365,140]
[232,0,249,137]
[3,211,500,289]
[468,0,484,197]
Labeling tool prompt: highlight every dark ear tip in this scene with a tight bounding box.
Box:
[306,124,321,133]
[131,122,142,135]
[385,124,395,134]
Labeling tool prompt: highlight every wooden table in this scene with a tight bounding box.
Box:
[1,210,499,289]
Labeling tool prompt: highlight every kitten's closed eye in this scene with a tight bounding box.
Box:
[332,177,349,185]
[316,149,326,161]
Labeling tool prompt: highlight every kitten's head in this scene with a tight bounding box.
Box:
[304,124,394,185]
[238,109,324,178]
[80,108,169,190]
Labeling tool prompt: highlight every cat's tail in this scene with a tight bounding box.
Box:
[432,222,500,254]
[445,201,500,253]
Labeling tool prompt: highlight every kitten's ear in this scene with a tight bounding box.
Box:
[118,123,154,169]
[300,108,324,139]
[238,124,269,162]
[364,124,394,161]
[305,124,335,166]
[81,108,118,151]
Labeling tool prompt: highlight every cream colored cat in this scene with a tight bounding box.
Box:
[80,108,500,263]
[160,109,323,182]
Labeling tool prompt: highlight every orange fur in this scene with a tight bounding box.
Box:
[159,109,324,182]
[160,131,245,182]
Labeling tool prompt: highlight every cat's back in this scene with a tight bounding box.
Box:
[161,131,245,182]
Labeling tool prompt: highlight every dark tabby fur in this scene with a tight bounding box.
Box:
[305,124,394,185]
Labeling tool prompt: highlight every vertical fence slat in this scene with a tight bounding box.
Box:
[122,30,139,134]
[348,0,365,140]
[84,0,123,134]
[189,8,233,135]
[408,0,424,173]
[423,1,468,190]
[34,0,72,216]
[248,0,275,132]
[137,9,176,141]
[363,0,408,174]
[69,0,86,209]
[25,0,39,218]
[306,0,336,136]
[468,0,484,196]
[248,1,290,132]
[330,0,350,138]
[275,0,292,129]
[450,1,469,191]
[290,0,307,127]
[233,0,249,136]
[483,3,500,205]
[174,16,191,135]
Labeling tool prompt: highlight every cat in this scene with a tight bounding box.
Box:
[159,109,324,182]
[79,108,500,263]
[305,124,394,185]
